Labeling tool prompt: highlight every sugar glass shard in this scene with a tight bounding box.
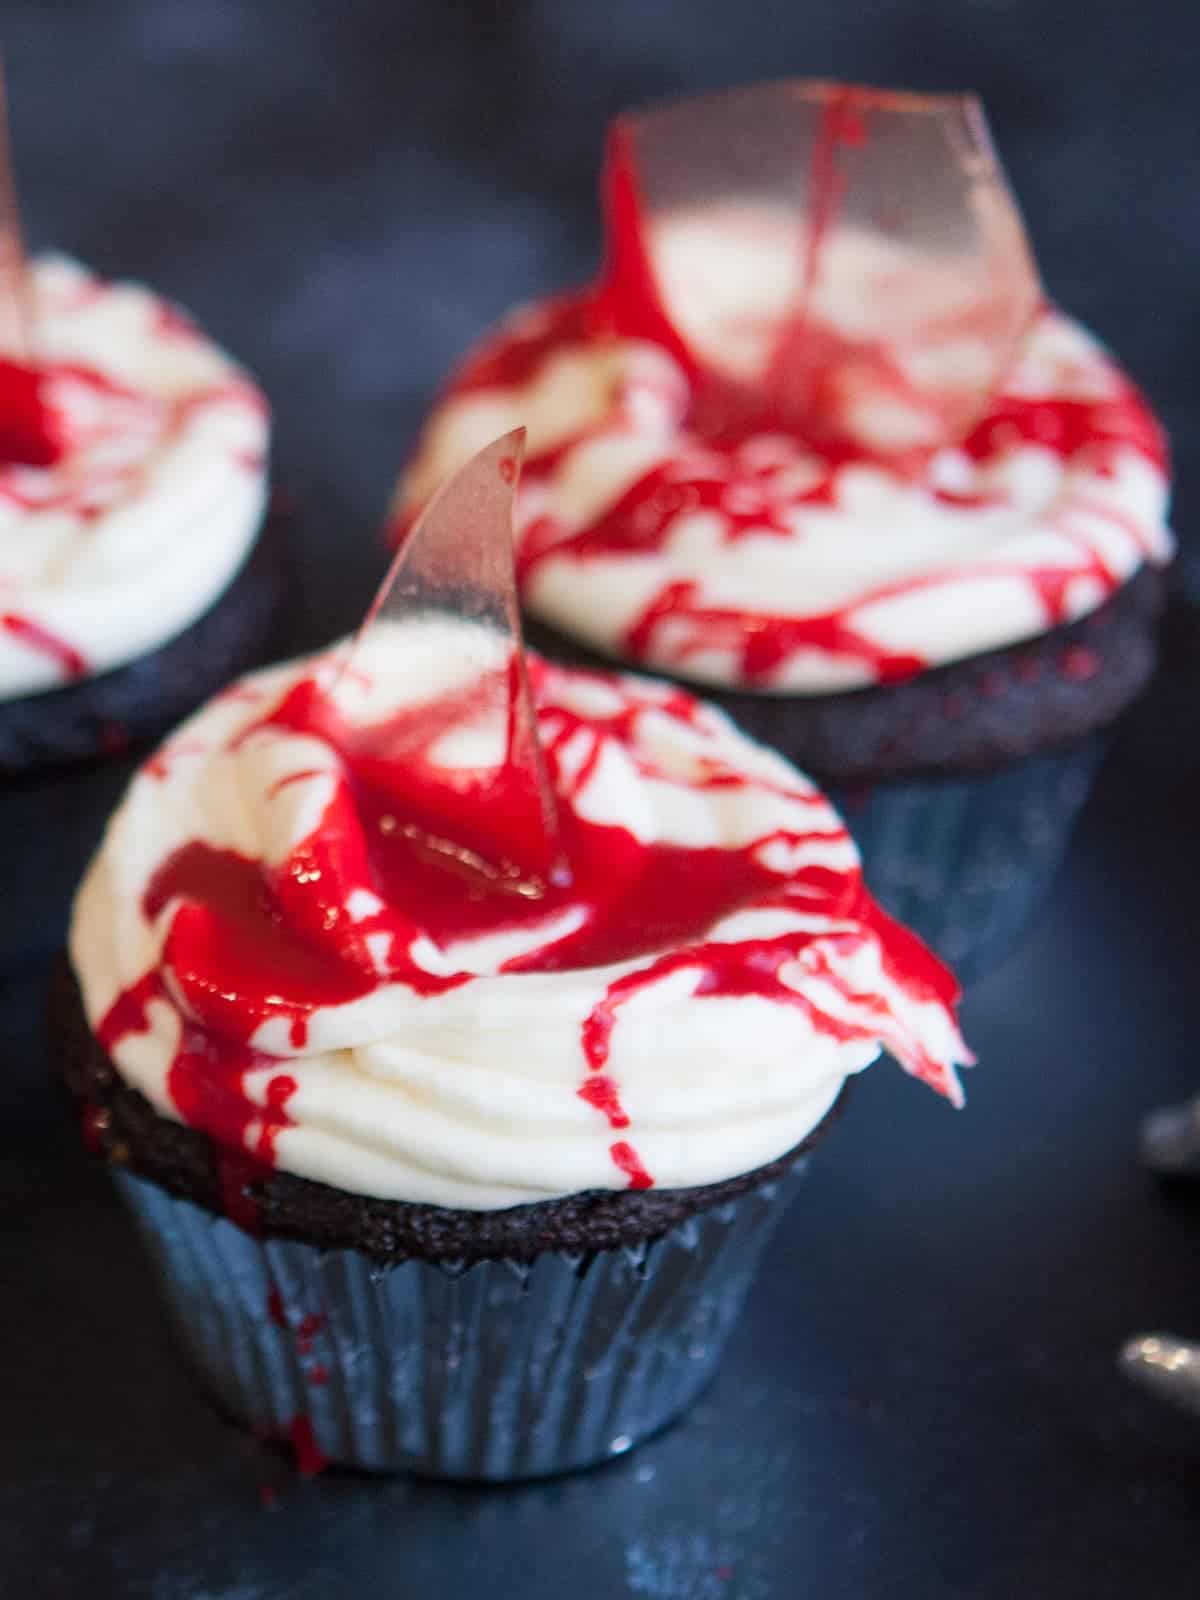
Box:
[0,62,30,362]
[338,428,567,893]
[596,80,1042,452]
[0,59,62,468]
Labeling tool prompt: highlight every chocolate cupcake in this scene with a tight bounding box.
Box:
[0,256,280,772]
[396,82,1173,977]
[59,599,968,1477]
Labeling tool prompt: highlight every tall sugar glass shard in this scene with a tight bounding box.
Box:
[595,80,1042,453]
[339,428,567,894]
[0,62,30,361]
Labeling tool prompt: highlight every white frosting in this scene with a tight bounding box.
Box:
[70,631,969,1210]
[0,256,268,699]
[400,221,1172,694]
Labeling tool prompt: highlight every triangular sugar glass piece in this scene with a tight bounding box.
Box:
[0,63,29,363]
[0,60,61,466]
[595,80,1042,453]
[335,428,567,896]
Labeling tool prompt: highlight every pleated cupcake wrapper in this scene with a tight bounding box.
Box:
[831,734,1107,982]
[114,1163,805,1481]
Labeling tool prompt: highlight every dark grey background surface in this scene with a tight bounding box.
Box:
[2,3,1199,1596]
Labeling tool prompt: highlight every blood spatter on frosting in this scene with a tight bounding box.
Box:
[0,256,269,700]
[0,357,64,467]
[95,962,298,1224]
[399,203,1170,696]
[79,636,970,1213]
[0,611,87,678]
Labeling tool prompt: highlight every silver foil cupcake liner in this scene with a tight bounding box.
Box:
[113,1163,805,1481]
[831,734,1107,983]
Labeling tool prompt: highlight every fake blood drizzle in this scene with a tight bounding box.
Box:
[0,348,263,685]
[418,85,1166,693]
[97,659,962,1209]
[445,283,1167,688]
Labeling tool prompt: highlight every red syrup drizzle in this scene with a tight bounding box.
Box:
[0,345,265,685]
[0,612,88,678]
[609,1141,654,1190]
[97,658,964,1202]
[265,1284,328,1386]
[415,78,1166,692]
[0,356,64,466]
[452,292,1165,687]
[286,1416,327,1478]
[0,363,262,521]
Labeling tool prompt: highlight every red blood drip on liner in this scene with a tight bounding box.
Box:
[296,1311,326,1356]
[286,1416,327,1478]
[266,1288,326,1354]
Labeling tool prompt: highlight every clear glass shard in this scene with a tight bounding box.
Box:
[0,62,31,363]
[336,428,567,894]
[0,59,62,469]
[597,80,1042,453]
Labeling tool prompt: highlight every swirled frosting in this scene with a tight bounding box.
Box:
[70,625,970,1211]
[399,216,1171,694]
[0,255,268,700]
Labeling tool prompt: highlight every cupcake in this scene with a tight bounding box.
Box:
[58,435,969,1479]
[0,255,278,772]
[396,81,1173,978]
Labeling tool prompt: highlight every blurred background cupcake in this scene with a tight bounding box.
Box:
[0,253,279,773]
[397,81,1173,980]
